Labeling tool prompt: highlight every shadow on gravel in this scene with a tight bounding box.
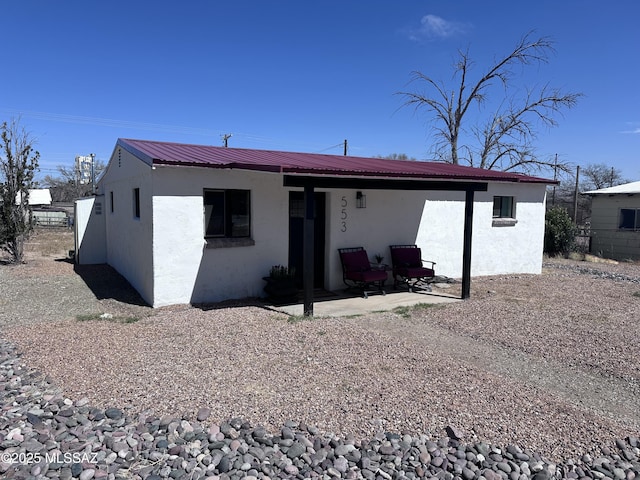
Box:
[72,263,149,307]
[193,297,271,312]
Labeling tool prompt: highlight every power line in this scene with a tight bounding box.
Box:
[2,107,374,159]
[0,108,218,137]
[315,142,345,154]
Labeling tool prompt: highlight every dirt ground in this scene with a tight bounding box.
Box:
[0,228,152,326]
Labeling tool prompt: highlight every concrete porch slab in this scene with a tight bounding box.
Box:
[273,290,461,317]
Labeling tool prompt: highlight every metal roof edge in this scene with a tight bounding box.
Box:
[114,138,558,185]
[117,138,155,166]
[282,167,556,184]
[152,159,283,173]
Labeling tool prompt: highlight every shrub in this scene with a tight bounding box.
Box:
[269,265,295,278]
[544,206,577,256]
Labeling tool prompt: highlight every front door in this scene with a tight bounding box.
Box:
[288,192,326,289]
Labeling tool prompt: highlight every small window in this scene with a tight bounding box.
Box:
[133,188,140,219]
[619,208,640,230]
[493,196,515,218]
[110,191,114,213]
[204,189,250,238]
[94,202,102,215]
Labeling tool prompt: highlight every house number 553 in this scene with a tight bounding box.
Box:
[341,196,348,232]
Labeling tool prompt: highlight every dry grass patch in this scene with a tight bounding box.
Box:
[76,313,141,324]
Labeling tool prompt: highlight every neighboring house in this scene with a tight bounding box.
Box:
[27,188,53,206]
[13,188,68,227]
[15,188,52,206]
[75,138,555,308]
[584,181,640,261]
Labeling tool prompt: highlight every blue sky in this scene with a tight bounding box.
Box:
[2,1,638,183]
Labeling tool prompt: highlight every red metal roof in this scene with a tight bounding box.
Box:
[117,138,555,184]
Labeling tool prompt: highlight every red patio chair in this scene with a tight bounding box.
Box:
[389,244,436,292]
[338,247,387,298]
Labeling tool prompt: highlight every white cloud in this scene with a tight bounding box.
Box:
[408,14,468,41]
[622,127,640,134]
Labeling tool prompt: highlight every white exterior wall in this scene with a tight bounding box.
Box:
[323,189,429,291]
[99,147,154,305]
[590,195,640,260]
[417,183,547,278]
[99,152,549,306]
[321,183,547,290]
[476,182,547,275]
[27,189,52,206]
[150,167,291,307]
[74,196,107,264]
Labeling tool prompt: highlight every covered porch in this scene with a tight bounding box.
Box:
[284,175,486,316]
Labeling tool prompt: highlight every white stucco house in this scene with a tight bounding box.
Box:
[584,181,640,261]
[75,138,555,308]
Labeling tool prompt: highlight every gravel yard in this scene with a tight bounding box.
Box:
[1,229,640,466]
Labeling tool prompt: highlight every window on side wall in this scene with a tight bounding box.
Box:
[492,196,517,226]
[204,189,251,239]
[133,188,140,219]
[619,208,640,230]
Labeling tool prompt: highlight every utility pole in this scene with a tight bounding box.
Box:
[343,139,348,156]
[552,153,558,206]
[610,167,615,187]
[90,153,96,194]
[222,134,232,148]
[74,157,80,190]
[573,165,580,223]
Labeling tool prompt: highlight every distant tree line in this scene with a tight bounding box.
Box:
[375,153,418,161]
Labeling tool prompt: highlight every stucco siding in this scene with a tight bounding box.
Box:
[99,156,549,305]
[324,183,546,290]
[101,147,154,305]
[475,183,546,276]
[418,183,547,278]
[416,191,466,277]
[150,167,290,306]
[75,196,107,264]
[590,195,640,260]
[324,189,427,291]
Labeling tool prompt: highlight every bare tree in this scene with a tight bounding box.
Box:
[375,153,418,161]
[550,163,627,225]
[581,163,627,191]
[0,118,40,263]
[43,160,105,202]
[399,32,582,174]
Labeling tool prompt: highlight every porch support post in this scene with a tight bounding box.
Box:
[303,185,315,316]
[461,189,474,299]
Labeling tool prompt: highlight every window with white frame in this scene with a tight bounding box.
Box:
[204,189,251,238]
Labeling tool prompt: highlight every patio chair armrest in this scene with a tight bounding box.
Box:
[422,259,436,269]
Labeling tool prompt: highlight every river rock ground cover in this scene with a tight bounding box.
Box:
[0,229,639,479]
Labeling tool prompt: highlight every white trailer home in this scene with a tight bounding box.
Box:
[75,138,554,308]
